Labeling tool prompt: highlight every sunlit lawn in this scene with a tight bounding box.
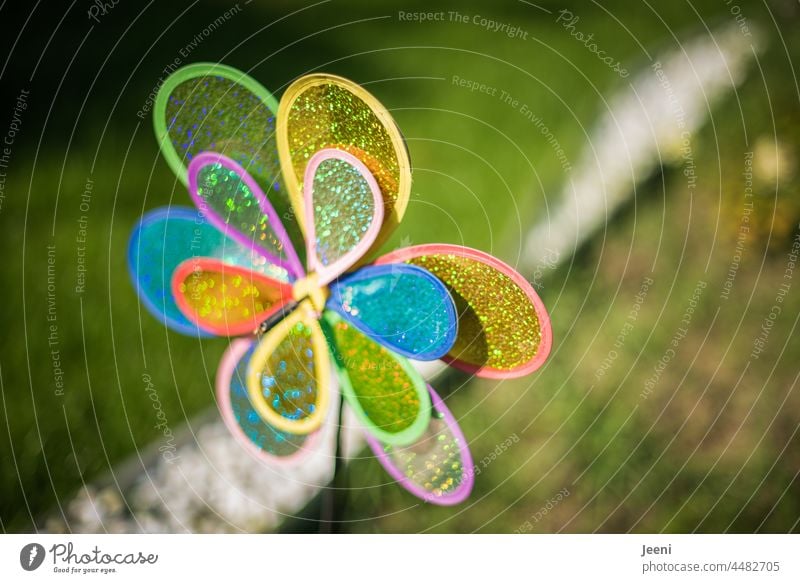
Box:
[2,0,797,532]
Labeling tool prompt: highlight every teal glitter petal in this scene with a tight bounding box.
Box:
[311,157,376,266]
[326,264,458,360]
[127,207,288,336]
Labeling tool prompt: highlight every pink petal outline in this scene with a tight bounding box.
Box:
[303,148,384,286]
[216,337,321,466]
[365,384,474,506]
[188,152,305,280]
[376,244,553,378]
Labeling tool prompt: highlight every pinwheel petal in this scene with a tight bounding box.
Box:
[323,311,430,446]
[154,63,297,237]
[303,149,384,284]
[171,258,293,336]
[327,264,457,360]
[128,207,290,336]
[217,338,320,464]
[277,73,410,257]
[376,244,552,378]
[245,300,330,435]
[366,385,474,505]
[188,152,304,279]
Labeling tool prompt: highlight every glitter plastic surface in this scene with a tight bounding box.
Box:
[155,64,280,185]
[366,385,474,505]
[327,264,458,361]
[128,207,290,336]
[323,311,430,446]
[131,65,556,507]
[277,74,411,257]
[154,63,301,247]
[246,300,330,435]
[171,258,293,336]
[217,338,318,464]
[188,152,304,279]
[303,149,384,284]
[376,244,553,378]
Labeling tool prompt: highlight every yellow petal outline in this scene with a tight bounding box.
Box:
[276,73,411,257]
[246,299,330,435]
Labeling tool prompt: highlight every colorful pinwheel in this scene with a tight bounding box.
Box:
[128,64,552,505]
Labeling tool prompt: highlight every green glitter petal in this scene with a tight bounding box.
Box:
[154,63,302,251]
[196,161,286,259]
[322,311,431,446]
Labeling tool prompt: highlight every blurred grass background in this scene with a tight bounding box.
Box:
[1,0,799,532]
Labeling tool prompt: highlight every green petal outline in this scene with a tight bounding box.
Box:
[322,310,431,447]
[153,62,281,186]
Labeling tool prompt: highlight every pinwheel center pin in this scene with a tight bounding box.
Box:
[292,272,329,312]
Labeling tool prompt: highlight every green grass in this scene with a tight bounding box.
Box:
[1,0,798,532]
[340,21,800,532]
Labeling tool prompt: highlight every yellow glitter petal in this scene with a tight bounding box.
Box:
[410,254,541,371]
[276,74,411,258]
[173,260,292,336]
[246,300,330,435]
[374,246,552,376]
[323,311,430,446]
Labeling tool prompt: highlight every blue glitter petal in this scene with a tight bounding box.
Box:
[326,264,458,360]
[127,206,289,336]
